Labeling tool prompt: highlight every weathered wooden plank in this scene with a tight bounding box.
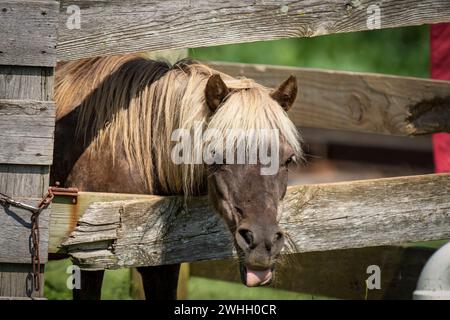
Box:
[0,172,50,296]
[210,62,450,136]
[177,263,190,300]
[0,198,49,264]
[190,246,436,300]
[0,70,53,264]
[53,173,450,270]
[49,192,161,254]
[0,99,55,165]
[0,66,54,100]
[57,0,450,61]
[0,165,49,198]
[0,0,59,67]
[0,63,54,297]
[0,264,46,298]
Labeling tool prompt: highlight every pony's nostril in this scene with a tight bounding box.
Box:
[275,232,283,241]
[268,231,284,251]
[238,228,253,247]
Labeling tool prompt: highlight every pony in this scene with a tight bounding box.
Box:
[51,53,302,299]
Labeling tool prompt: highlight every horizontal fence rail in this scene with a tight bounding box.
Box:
[45,173,450,270]
[57,0,450,61]
[0,0,59,67]
[210,62,450,136]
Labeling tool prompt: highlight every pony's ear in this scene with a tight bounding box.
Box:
[270,75,298,112]
[205,74,230,112]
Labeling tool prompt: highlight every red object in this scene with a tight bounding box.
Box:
[430,24,450,173]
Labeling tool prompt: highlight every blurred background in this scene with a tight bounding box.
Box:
[46,25,441,300]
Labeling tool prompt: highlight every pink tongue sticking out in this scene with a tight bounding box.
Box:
[245,268,272,287]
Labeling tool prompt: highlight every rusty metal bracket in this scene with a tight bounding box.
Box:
[49,186,78,204]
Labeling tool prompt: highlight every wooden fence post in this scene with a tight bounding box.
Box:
[431,23,450,172]
[0,0,59,299]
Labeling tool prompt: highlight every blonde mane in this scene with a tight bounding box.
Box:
[55,54,302,196]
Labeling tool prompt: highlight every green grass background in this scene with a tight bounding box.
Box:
[190,26,430,77]
[46,25,437,300]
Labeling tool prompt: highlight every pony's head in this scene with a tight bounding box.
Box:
[203,74,301,287]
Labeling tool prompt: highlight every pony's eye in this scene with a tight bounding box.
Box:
[285,155,296,165]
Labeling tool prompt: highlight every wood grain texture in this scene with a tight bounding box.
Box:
[0,99,55,165]
[0,264,46,297]
[0,197,50,264]
[0,165,49,198]
[0,66,54,101]
[210,62,450,136]
[57,0,450,61]
[0,0,59,67]
[191,246,435,300]
[49,192,163,254]
[53,174,450,270]
[0,167,49,267]
[0,64,53,297]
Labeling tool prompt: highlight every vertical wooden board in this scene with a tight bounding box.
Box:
[0,165,49,198]
[0,264,45,298]
[177,263,189,300]
[129,268,145,300]
[0,198,50,264]
[0,100,56,165]
[0,0,59,67]
[0,164,50,266]
[0,66,54,100]
[0,64,54,297]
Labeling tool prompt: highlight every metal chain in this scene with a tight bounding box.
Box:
[0,189,54,291]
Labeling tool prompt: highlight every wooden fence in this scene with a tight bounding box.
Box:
[53,174,450,270]
[1,0,450,299]
[0,0,58,298]
[56,0,450,61]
